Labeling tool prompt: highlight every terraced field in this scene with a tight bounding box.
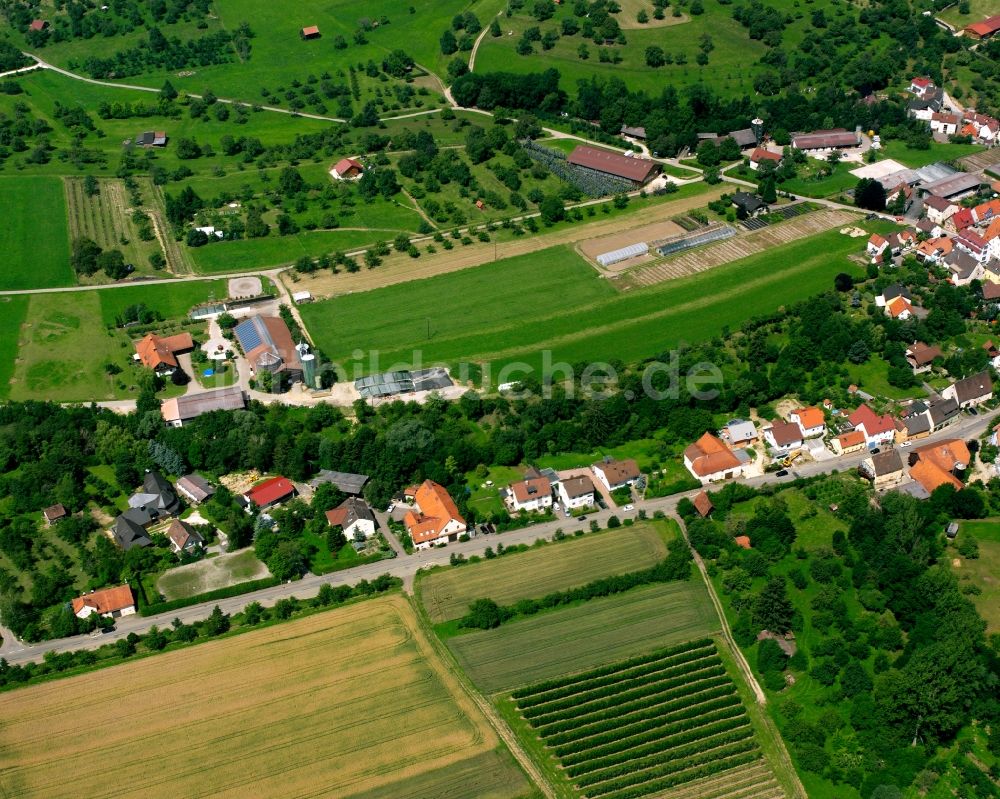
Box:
[627,209,859,288]
[509,640,784,799]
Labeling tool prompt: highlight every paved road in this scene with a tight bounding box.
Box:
[2,410,990,665]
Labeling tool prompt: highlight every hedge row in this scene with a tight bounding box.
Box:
[525,662,726,723]
[512,637,714,699]
[565,717,751,776]
[517,642,716,709]
[140,577,280,616]
[580,738,758,793]
[541,686,738,744]
[557,704,748,763]
[598,752,761,799]
[533,674,732,733]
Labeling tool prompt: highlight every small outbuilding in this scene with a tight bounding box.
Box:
[331,157,363,180]
[301,25,321,39]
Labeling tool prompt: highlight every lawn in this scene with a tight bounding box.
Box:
[725,487,848,551]
[878,140,986,169]
[465,465,525,518]
[8,292,132,402]
[0,177,73,290]
[0,297,29,400]
[189,230,405,273]
[419,524,669,624]
[780,161,860,199]
[0,596,533,799]
[949,519,1000,632]
[97,279,231,326]
[447,580,719,694]
[155,549,270,601]
[848,357,926,401]
[938,0,999,26]
[301,226,870,378]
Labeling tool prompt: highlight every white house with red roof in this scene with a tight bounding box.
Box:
[72,585,136,619]
[244,476,296,510]
[748,147,781,170]
[790,407,825,438]
[954,230,991,263]
[505,471,554,513]
[404,480,466,550]
[848,404,896,447]
[930,112,960,136]
[331,157,363,180]
[909,76,934,94]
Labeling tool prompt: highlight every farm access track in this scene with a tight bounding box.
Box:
[623,208,860,289]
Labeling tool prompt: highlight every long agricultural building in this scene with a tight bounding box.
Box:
[792,129,860,150]
[596,242,648,267]
[567,145,661,185]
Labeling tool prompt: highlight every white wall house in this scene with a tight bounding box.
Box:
[557,476,596,509]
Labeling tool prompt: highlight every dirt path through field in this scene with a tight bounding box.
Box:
[282,188,725,300]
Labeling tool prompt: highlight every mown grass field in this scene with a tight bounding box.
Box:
[96,279,230,326]
[951,519,1000,632]
[8,292,130,403]
[0,176,73,290]
[6,281,229,402]
[448,580,719,694]
[504,640,780,799]
[420,525,669,624]
[0,297,29,400]
[156,549,271,601]
[877,139,986,169]
[0,596,534,799]
[302,226,868,377]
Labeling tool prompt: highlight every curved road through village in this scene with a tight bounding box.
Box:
[1,409,991,665]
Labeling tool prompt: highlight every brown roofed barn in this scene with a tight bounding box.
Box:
[567,145,661,184]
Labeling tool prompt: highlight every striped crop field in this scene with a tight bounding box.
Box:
[0,596,532,799]
[509,640,785,799]
[447,581,719,694]
[420,525,668,624]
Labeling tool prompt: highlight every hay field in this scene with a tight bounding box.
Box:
[420,526,668,624]
[0,596,532,799]
[448,581,719,694]
[0,176,73,290]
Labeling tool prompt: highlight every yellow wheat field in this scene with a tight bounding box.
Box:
[0,596,530,799]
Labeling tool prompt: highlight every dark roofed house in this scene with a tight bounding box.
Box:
[301,25,321,39]
[983,282,1000,301]
[309,470,370,495]
[566,145,661,185]
[942,370,993,408]
[43,504,67,527]
[113,508,154,551]
[792,129,859,150]
[620,124,647,140]
[176,474,215,504]
[161,385,246,427]
[325,497,378,540]
[167,519,205,554]
[905,341,942,372]
[860,449,905,488]
[726,128,759,148]
[928,397,961,429]
[130,470,181,517]
[732,192,768,218]
[135,131,167,148]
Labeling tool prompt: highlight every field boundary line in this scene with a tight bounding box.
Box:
[408,595,556,799]
[672,515,807,799]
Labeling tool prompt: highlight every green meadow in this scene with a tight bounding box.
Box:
[300,226,870,377]
[0,177,73,290]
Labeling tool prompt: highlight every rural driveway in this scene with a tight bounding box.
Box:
[4,408,991,665]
